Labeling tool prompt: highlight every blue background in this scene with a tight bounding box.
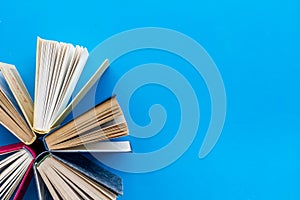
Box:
[0,0,300,199]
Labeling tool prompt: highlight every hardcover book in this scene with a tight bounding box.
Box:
[0,37,131,199]
[0,143,36,200]
[34,152,122,200]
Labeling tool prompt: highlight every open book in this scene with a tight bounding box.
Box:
[0,143,37,200]
[0,63,36,144]
[44,96,131,152]
[0,37,130,152]
[34,152,123,200]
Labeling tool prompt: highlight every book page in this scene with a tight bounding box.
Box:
[0,72,22,114]
[0,69,36,144]
[33,38,89,133]
[0,62,34,127]
[50,59,109,129]
[0,149,32,200]
[49,47,89,125]
[37,156,116,200]
[45,96,129,150]
[0,75,36,144]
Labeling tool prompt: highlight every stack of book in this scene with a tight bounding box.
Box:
[0,38,131,200]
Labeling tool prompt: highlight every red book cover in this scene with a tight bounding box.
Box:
[0,142,36,200]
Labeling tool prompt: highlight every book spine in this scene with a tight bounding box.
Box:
[34,151,51,166]
[24,144,37,158]
[42,135,50,151]
[0,142,23,154]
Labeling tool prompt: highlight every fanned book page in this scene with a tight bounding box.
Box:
[34,37,89,133]
[36,154,118,200]
[0,68,36,145]
[45,96,130,151]
[0,63,34,127]
[0,149,33,200]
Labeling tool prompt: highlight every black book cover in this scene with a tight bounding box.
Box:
[52,152,123,195]
[33,154,53,200]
